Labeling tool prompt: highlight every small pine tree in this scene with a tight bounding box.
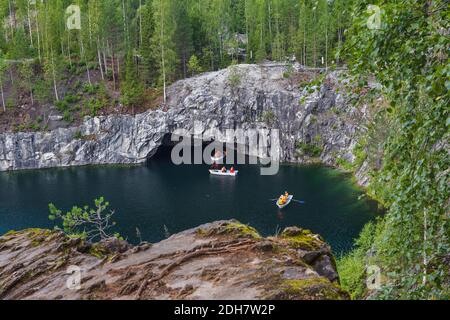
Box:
[49,197,121,242]
[121,51,145,110]
[187,54,202,76]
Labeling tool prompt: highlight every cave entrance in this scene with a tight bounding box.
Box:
[146,133,254,166]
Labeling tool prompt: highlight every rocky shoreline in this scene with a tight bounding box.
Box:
[0,64,372,186]
[0,220,349,300]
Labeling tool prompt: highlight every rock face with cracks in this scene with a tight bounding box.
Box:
[0,221,349,300]
[0,63,372,185]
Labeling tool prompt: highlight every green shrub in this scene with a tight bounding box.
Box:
[353,139,368,168]
[49,197,121,242]
[63,110,73,123]
[296,141,323,158]
[336,157,353,171]
[64,94,80,104]
[6,97,15,108]
[29,122,40,131]
[83,83,99,94]
[120,81,144,109]
[337,222,377,299]
[228,64,242,88]
[85,97,107,117]
[55,100,69,112]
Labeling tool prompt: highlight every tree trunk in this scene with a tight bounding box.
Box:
[36,10,42,63]
[160,0,167,103]
[422,208,428,285]
[97,38,104,80]
[268,0,272,53]
[303,18,306,66]
[325,27,328,71]
[67,32,72,67]
[139,0,143,48]
[103,47,108,75]
[122,0,128,48]
[110,41,116,91]
[8,0,14,38]
[51,50,59,101]
[80,38,92,85]
[9,69,14,85]
[0,83,5,112]
[27,2,33,47]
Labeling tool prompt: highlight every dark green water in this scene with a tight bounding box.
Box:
[0,148,381,253]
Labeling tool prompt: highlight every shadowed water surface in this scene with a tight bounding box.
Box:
[0,148,381,253]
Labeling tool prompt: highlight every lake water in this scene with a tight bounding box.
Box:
[0,148,381,254]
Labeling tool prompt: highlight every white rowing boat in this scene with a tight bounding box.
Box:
[277,195,293,209]
[209,169,238,177]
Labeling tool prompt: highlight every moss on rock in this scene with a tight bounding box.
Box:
[198,221,262,239]
[88,243,109,259]
[282,277,348,300]
[280,227,323,251]
[224,222,261,239]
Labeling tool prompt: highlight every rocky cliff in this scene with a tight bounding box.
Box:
[0,221,348,300]
[0,63,371,184]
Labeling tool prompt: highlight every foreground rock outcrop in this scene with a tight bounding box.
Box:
[0,221,348,300]
[0,63,372,185]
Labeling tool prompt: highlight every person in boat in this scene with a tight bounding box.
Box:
[230,167,235,173]
[279,191,290,205]
[221,167,227,173]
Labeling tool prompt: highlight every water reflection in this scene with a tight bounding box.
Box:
[0,156,382,253]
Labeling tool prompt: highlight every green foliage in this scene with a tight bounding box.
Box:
[228,63,242,88]
[283,64,294,79]
[83,83,99,95]
[0,0,354,114]
[64,94,80,104]
[187,55,202,76]
[353,138,368,169]
[84,97,106,117]
[121,82,145,109]
[121,51,145,109]
[55,100,69,112]
[63,110,73,123]
[19,60,35,102]
[296,141,323,158]
[342,0,449,299]
[49,197,120,242]
[337,222,378,299]
[336,157,353,172]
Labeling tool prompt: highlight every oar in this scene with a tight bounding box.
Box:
[292,199,306,204]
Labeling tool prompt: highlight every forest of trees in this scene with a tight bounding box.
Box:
[0,0,352,108]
